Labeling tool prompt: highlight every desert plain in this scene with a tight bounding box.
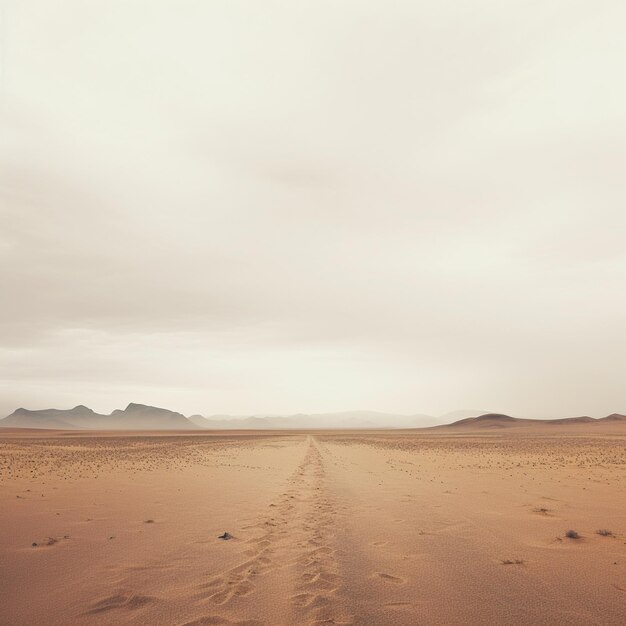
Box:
[1,424,625,625]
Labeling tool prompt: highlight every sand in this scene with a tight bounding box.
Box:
[1,426,625,625]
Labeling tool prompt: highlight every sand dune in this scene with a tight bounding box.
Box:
[440,412,626,430]
[1,426,625,624]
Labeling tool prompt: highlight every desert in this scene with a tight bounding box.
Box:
[4,1,626,624]
[1,420,625,625]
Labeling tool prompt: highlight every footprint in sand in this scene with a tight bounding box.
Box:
[209,579,255,605]
[85,592,156,614]
[291,592,317,607]
[292,592,332,610]
[300,572,319,583]
[232,581,255,597]
[376,573,405,584]
[300,571,339,585]
[300,577,337,593]
[199,577,225,591]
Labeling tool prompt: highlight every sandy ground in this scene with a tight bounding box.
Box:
[1,427,625,625]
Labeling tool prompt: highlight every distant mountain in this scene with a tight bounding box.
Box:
[2,406,422,431]
[105,403,196,430]
[437,409,490,422]
[602,413,626,422]
[438,412,626,429]
[187,414,212,428]
[4,405,622,431]
[445,413,520,428]
[547,415,596,424]
[197,410,442,429]
[0,406,445,431]
[0,403,196,430]
[0,407,82,430]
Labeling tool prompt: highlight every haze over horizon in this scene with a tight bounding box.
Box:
[2,1,626,421]
[2,402,624,424]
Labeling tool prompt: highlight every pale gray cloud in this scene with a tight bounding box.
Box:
[1,1,625,419]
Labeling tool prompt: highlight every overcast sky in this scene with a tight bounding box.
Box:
[1,1,625,419]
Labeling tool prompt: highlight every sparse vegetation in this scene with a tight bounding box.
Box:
[596,529,613,537]
[565,529,580,539]
[144,519,155,524]
[533,507,549,514]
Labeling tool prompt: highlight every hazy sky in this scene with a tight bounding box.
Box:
[1,1,625,419]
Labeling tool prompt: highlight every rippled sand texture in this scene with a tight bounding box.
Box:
[1,427,625,625]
